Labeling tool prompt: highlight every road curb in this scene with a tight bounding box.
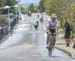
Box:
[55,46,75,59]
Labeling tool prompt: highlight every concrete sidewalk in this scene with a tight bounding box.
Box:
[55,29,75,59]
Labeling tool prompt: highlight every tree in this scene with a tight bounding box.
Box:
[28,4,34,12]
[39,0,45,13]
[5,0,16,6]
[5,0,16,13]
[0,0,6,7]
[44,0,61,15]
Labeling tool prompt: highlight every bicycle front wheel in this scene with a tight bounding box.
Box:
[48,46,52,57]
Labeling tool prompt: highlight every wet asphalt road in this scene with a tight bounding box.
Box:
[0,13,74,61]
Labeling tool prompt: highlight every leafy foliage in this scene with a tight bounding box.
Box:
[0,0,6,7]
[28,4,34,12]
[38,0,45,12]
[39,0,75,37]
[5,0,16,6]
[0,0,16,8]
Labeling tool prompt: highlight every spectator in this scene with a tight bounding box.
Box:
[40,13,43,23]
[64,20,71,47]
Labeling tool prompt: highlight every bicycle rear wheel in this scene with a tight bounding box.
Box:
[48,35,56,57]
[48,37,53,57]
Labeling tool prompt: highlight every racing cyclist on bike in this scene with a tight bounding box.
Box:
[46,14,58,50]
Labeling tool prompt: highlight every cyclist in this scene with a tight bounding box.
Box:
[40,14,43,23]
[46,14,58,56]
[34,20,39,30]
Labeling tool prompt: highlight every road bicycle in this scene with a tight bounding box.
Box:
[47,33,56,57]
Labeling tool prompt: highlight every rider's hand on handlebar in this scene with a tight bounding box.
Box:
[46,31,51,35]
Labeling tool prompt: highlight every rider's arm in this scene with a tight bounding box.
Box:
[46,20,50,33]
[55,21,58,33]
[46,25,49,33]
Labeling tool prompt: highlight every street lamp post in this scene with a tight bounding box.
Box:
[4,5,19,35]
[19,6,21,23]
[0,5,20,36]
[14,5,18,24]
[17,0,21,23]
[14,4,21,23]
[4,6,11,35]
[17,1,22,23]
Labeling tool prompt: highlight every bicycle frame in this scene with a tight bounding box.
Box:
[48,33,56,57]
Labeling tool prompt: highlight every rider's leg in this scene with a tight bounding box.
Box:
[53,35,56,47]
[48,37,53,57]
[47,33,50,45]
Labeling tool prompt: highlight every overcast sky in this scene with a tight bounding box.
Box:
[19,0,40,4]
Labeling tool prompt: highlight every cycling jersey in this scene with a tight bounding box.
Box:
[48,20,57,33]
